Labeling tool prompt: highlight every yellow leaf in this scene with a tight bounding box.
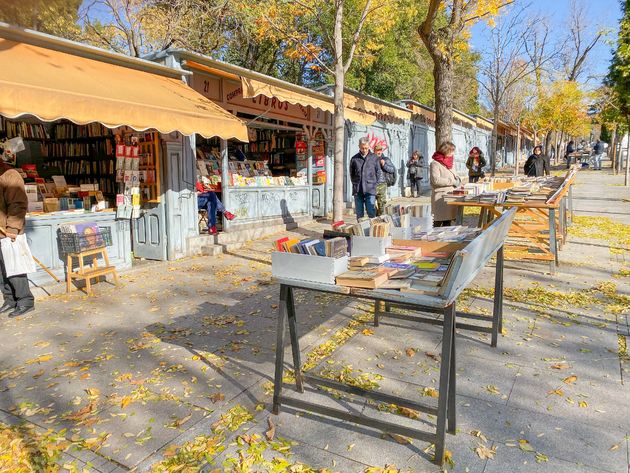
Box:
[551,363,570,370]
[405,348,416,357]
[26,354,53,364]
[361,328,374,336]
[548,388,564,396]
[563,375,578,384]
[578,401,588,408]
[387,433,411,444]
[120,396,132,409]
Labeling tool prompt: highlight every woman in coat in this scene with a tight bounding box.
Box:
[465,146,486,183]
[406,150,424,197]
[524,145,549,177]
[430,141,460,227]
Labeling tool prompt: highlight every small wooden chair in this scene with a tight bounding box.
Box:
[66,246,119,295]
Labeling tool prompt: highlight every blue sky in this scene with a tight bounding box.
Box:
[470,0,622,86]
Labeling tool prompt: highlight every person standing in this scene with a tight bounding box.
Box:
[406,150,424,197]
[374,144,395,216]
[430,141,460,227]
[592,139,605,170]
[0,149,34,318]
[565,140,576,169]
[465,147,486,183]
[524,145,549,177]
[350,137,381,219]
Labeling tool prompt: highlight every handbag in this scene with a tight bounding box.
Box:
[1,234,37,277]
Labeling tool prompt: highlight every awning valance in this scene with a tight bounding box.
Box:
[0,39,248,141]
[239,76,376,126]
[343,94,412,122]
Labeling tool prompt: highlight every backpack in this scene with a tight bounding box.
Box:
[384,166,397,187]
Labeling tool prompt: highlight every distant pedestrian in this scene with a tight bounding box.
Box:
[350,137,381,219]
[374,144,395,216]
[524,145,550,177]
[430,141,460,227]
[565,140,576,169]
[406,150,424,197]
[592,139,605,170]
[465,147,486,183]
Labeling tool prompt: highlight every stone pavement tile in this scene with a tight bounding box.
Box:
[453,355,520,405]
[69,399,210,469]
[507,364,629,431]
[266,406,433,471]
[482,442,617,473]
[455,398,628,472]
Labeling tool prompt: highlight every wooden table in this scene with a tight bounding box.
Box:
[449,176,575,274]
[271,209,516,466]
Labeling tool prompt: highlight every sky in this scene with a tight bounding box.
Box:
[470,0,622,88]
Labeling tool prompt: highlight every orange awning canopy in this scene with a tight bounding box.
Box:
[0,38,248,140]
[239,76,376,126]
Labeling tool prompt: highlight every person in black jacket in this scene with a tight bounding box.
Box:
[466,147,486,183]
[565,140,576,169]
[406,150,424,197]
[524,145,550,177]
[350,137,382,219]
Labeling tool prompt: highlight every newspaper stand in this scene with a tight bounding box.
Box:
[59,227,119,295]
[271,208,516,466]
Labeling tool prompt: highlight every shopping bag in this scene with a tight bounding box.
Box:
[1,234,37,277]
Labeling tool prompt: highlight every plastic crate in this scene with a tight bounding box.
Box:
[59,227,113,254]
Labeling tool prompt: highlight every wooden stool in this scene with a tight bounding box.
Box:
[66,246,119,295]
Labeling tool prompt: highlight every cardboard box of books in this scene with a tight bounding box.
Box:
[271,236,349,284]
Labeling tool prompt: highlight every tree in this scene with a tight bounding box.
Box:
[0,0,81,38]
[607,0,630,185]
[559,0,604,82]
[418,0,512,149]
[477,9,554,174]
[254,0,397,222]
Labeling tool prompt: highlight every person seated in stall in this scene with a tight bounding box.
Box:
[195,177,235,235]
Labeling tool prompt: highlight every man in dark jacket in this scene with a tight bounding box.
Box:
[374,144,395,216]
[0,143,34,318]
[592,139,605,170]
[565,140,576,169]
[524,145,550,177]
[350,137,381,219]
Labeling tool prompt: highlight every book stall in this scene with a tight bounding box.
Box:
[270,207,517,466]
[0,24,248,282]
[447,169,578,273]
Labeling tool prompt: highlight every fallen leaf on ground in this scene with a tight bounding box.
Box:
[25,354,52,364]
[535,452,549,463]
[470,430,488,443]
[485,385,501,395]
[362,329,374,336]
[210,392,225,403]
[609,444,620,451]
[563,375,578,384]
[475,443,496,460]
[405,348,416,357]
[387,433,411,444]
[265,417,275,441]
[518,439,534,453]
[548,388,564,396]
[551,363,570,370]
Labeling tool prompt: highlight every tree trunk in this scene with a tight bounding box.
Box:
[433,60,454,147]
[626,122,630,186]
[610,125,618,174]
[514,122,521,176]
[491,109,499,176]
[332,2,345,222]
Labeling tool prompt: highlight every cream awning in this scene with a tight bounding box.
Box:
[0,39,248,140]
[240,76,376,126]
[343,94,412,121]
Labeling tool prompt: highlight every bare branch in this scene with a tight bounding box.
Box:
[344,0,372,73]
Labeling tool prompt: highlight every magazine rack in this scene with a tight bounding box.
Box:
[60,228,119,295]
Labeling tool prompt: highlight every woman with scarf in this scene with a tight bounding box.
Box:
[430,141,461,227]
[466,146,486,183]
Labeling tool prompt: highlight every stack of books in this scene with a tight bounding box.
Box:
[273,236,348,258]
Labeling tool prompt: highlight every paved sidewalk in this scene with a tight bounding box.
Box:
[0,164,628,472]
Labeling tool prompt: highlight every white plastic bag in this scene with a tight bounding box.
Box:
[1,234,36,277]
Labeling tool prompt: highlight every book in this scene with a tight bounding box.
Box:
[379,279,413,290]
[282,238,301,253]
[325,237,348,259]
[389,268,417,279]
[349,256,369,268]
[274,237,290,251]
[413,262,441,271]
[336,270,389,289]
[367,254,390,264]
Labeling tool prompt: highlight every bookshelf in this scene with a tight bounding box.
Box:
[138,131,161,203]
